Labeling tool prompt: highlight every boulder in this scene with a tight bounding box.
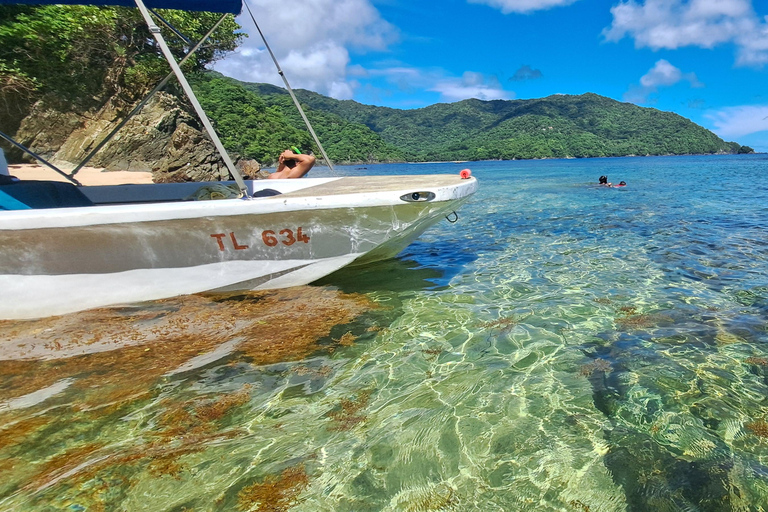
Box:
[151,122,230,183]
[238,159,270,180]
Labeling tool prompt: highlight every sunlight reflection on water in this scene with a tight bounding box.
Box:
[2,154,768,511]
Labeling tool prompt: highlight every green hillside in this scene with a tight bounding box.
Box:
[0,4,752,167]
[234,81,751,162]
[193,73,404,165]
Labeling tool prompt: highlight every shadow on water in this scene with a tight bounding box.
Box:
[314,257,446,294]
[316,239,479,294]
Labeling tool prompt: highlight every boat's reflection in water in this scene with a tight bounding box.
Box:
[0,247,474,509]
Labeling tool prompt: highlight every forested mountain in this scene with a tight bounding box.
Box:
[0,5,240,132]
[192,73,404,165]
[0,5,752,171]
[222,76,752,162]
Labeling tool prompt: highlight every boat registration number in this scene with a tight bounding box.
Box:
[210,228,310,251]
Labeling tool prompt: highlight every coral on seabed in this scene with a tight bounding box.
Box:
[579,358,612,376]
[745,420,768,438]
[237,465,309,512]
[0,286,376,507]
[327,390,372,432]
[476,316,517,331]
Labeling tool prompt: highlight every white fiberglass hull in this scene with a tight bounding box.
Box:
[0,175,476,319]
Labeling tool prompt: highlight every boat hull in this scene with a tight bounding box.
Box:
[0,175,476,319]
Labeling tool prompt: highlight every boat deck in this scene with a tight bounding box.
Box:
[62,174,474,206]
[278,174,469,198]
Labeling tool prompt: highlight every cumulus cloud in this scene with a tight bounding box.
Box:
[212,0,397,99]
[509,65,543,81]
[603,0,768,66]
[467,0,580,14]
[429,71,514,102]
[624,59,703,103]
[706,104,768,138]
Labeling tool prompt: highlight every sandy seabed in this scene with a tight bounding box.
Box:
[9,163,152,186]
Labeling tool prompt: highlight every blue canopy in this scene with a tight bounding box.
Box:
[0,0,242,14]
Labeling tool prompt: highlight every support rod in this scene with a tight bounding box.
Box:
[71,14,229,177]
[243,0,335,173]
[0,130,82,186]
[134,0,248,196]
[150,8,192,46]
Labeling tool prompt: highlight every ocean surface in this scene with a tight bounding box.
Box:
[2,153,768,511]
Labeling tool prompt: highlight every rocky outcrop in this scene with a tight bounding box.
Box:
[151,122,230,183]
[12,91,261,182]
[10,101,83,160]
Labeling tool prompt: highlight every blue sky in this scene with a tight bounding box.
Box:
[213,0,768,151]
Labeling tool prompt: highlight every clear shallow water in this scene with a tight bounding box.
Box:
[3,154,768,511]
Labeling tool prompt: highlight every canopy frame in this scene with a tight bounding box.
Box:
[0,0,242,15]
[133,0,248,196]
[70,12,229,178]
[0,0,249,195]
[0,130,82,186]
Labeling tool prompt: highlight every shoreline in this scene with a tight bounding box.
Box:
[8,164,152,186]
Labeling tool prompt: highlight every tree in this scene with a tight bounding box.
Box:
[0,5,242,105]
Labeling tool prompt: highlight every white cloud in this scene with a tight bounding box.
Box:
[429,71,514,102]
[640,59,702,87]
[358,65,514,103]
[604,0,768,66]
[706,104,768,138]
[212,0,397,99]
[624,59,703,103]
[467,0,580,14]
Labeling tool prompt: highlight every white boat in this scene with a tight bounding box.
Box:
[0,0,477,320]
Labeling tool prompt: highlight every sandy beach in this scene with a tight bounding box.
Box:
[8,163,153,186]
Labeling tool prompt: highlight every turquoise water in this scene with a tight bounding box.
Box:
[3,154,768,511]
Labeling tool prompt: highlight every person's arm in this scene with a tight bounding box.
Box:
[275,154,288,174]
[286,153,315,178]
[269,152,316,179]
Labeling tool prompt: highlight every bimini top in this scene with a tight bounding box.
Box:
[0,0,242,14]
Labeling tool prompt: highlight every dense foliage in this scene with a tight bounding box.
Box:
[247,87,751,162]
[0,6,752,166]
[191,74,312,164]
[0,5,241,106]
[192,73,404,164]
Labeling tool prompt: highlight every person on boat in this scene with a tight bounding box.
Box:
[268,149,316,179]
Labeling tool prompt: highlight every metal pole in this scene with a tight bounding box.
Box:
[0,130,82,186]
[134,0,249,196]
[71,14,229,178]
[243,0,336,173]
[149,8,193,45]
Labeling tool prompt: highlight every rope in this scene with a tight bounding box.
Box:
[242,0,336,175]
